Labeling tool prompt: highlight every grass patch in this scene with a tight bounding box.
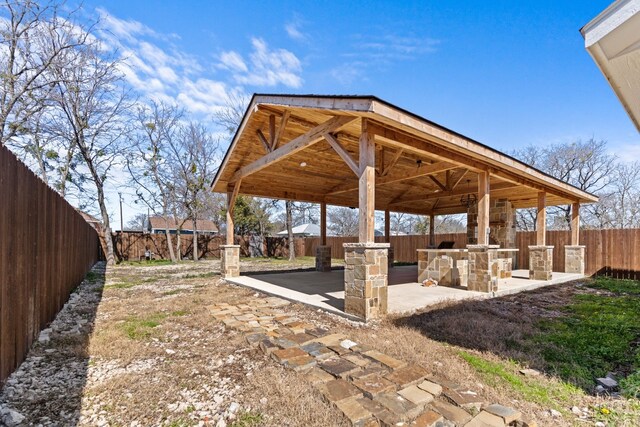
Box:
[532,277,640,391]
[183,272,217,279]
[118,259,175,267]
[85,270,101,283]
[459,350,582,410]
[121,313,168,340]
[230,411,264,427]
[105,281,138,290]
[162,289,185,296]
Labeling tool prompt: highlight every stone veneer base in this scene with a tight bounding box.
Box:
[529,245,554,281]
[467,245,500,293]
[315,245,332,272]
[564,245,585,275]
[343,243,390,321]
[221,245,241,278]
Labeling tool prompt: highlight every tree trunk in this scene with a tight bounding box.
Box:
[176,232,182,261]
[97,188,115,265]
[193,217,199,261]
[286,200,295,261]
[164,216,177,262]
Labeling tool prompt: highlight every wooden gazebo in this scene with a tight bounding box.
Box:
[211,94,597,320]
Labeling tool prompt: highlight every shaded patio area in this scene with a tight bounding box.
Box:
[226,265,584,320]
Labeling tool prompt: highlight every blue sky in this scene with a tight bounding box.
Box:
[80,1,640,226]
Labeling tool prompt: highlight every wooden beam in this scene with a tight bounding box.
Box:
[359,119,376,243]
[477,170,490,245]
[321,202,327,246]
[429,214,435,247]
[390,181,517,206]
[226,181,241,244]
[537,192,546,245]
[256,130,271,154]
[381,149,404,176]
[273,110,289,150]
[269,114,276,148]
[323,133,360,176]
[429,175,448,192]
[328,160,456,195]
[571,202,580,245]
[385,209,390,243]
[450,169,468,190]
[230,115,356,183]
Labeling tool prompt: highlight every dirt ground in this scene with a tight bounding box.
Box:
[1,259,638,426]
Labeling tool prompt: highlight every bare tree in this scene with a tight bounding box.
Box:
[126,213,147,231]
[0,0,90,146]
[285,200,295,261]
[214,93,250,136]
[51,42,132,265]
[512,138,617,230]
[127,101,183,262]
[167,122,219,261]
[328,207,358,236]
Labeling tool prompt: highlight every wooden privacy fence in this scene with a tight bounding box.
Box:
[0,146,101,385]
[114,232,305,260]
[303,229,640,279]
[115,229,640,279]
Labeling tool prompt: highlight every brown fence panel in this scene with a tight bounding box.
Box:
[0,146,100,385]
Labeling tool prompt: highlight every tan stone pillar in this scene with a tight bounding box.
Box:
[565,245,585,275]
[344,242,389,320]
[221,245,240,278]
[529,245,553,280]
[467,245,499,293]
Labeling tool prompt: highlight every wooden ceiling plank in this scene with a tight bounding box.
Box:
[323,132,360,176]
[229,115,356,183]
[389,181,518,206]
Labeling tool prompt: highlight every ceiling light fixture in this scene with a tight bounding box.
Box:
[460,179,477,208]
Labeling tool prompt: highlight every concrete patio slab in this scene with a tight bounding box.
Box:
[224,266,585,320]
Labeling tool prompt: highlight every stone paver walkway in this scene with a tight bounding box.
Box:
[208,296,536,427]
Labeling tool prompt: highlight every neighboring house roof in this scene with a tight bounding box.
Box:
[148,216,219,233]
[581,0,640,131]
[277,223,321,236]
[77,209,103,230]
[374,229,407,236]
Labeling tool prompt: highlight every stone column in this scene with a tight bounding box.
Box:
[529,245,553,280]
[564,245,585,275]
[467,245,500,293]
[344,243,389,321]
[388,247,395,269]
[315,245,332,272]
[221,245,240,278]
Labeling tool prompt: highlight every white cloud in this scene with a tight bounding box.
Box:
[219,51,248,72]
[330,62,366,85]
[222,38,303,88]
[285,22,306,41]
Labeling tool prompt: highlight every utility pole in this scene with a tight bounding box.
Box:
[119,192,123,232]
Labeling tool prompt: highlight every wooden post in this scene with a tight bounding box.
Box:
[359,119,375,243]
[321,202,327,246]
[477,171,490,245]
[384,209,390,243]
[429,214,435,247]
[537,192,547,245]
[571,202,580,245]
[226,182,240,245]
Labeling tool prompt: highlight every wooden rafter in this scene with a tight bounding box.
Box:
[272,110,290,150]
[256,129,271,154]
[428,175,448,192]
[323,132,360,176]
[328,160,456,195]
[389,181,517,206]
[230,115,356,183]
[381,148,404,176]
